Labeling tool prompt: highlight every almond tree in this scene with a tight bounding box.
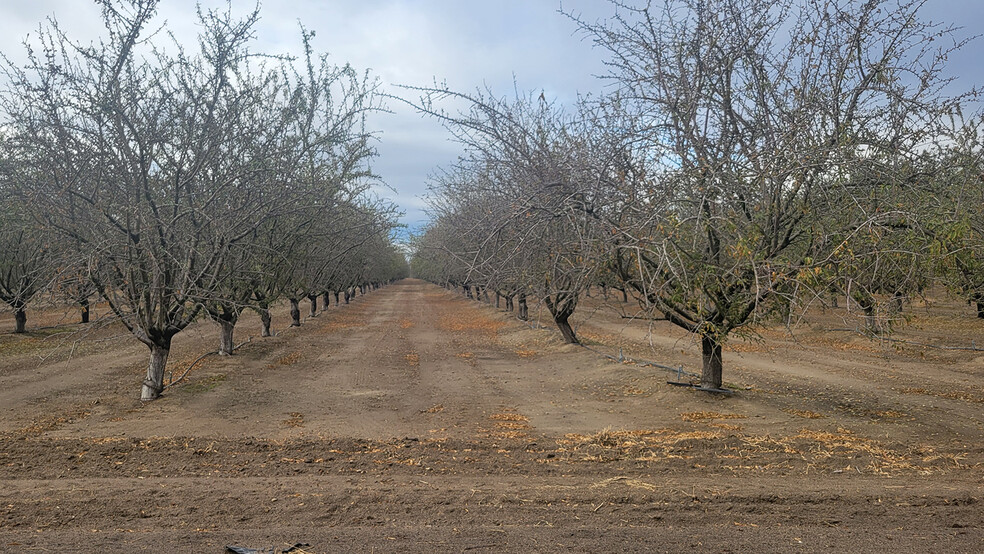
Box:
[1,0,381,399]
[931,118,984,318]
[0,191,53,333]
[412,89,612,343]
[575,0,972,389]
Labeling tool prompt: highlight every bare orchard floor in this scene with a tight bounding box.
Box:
[0,279,981,552]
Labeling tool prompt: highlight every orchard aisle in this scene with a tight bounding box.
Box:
[0,280,981,552]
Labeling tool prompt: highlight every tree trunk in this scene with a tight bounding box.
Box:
[621,288,628,302]
[518,293,528,321]
[830,294,838,309]
[289,298,301,327]
[892,292,904,314]
[495,292,501,309]
[853,290,879,334]
[483,288,490,303]
[322,292,330,312]
[553,310,579,344]
[344,290,351,304]
[141,340,171,401]
[13,305,26,334]
[334,291,341,305]
[545,294,580,344]
[971,293,983,319]
[505,295,514,312]
[259,308,272,337]
[700,335,723,390]
[218,318,235,356]
[80,297,90,324]
[308,294,318,317]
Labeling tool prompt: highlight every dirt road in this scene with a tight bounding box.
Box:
[1,280,982,552]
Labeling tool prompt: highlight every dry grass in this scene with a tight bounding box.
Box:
[455,352,474,359]
[490,413,530,422]
[485,412,532,439]
[556,426,968,474]
[897,387,984,404]
[783,408,826,419]
[268,351,301,368]
[0,334,43,357]
[282,412,304,428]
[438,311,505,337]
[405,351,420,367]
[399,319,414,329]
[680,411,747,422]
[181,373,227,393]
[515,349,537,358]
[16,407,92,436]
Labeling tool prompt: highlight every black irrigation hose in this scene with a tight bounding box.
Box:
[827,327,984,352]
[579,343,701,380]
[164,336,252,390]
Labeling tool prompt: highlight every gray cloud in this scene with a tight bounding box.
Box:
[1,0,980,233]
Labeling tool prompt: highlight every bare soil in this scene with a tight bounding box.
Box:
[1,279,982,552]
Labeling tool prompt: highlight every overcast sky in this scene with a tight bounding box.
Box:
[1,1,981,237]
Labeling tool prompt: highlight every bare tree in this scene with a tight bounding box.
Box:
[1,0,382,399]
[574,0,972,389]
[411,88,613,343]
[0,187,53,333]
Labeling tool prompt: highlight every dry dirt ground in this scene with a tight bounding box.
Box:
[0,279,982,552]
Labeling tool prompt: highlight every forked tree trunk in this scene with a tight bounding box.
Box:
[218,318,235,356]
[289,298,301,327]
[545,295,580,345]
[259,308,273,337]
[308,294,318,317]
[518,293,528,321]
[14,305,27,333]
[141,340,171,401]
[701,335,723,390]
[80,297,90,324]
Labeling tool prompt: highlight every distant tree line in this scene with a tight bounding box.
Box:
[0,0,408,400]
[409,0,983,390]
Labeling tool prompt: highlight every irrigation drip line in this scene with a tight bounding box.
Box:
[164,336,252,390]
[579,343,701,380]
[828,327,984,352]
[472,298,703,381]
